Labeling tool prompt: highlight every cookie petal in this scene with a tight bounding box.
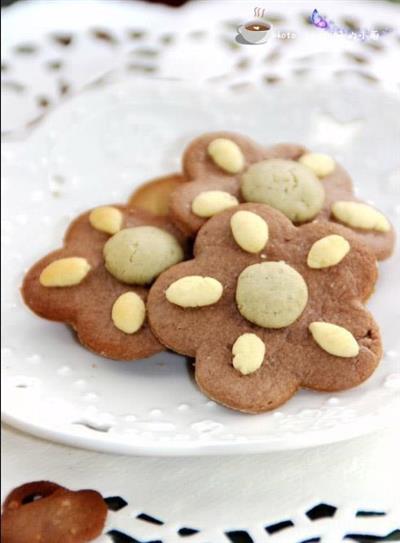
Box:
[169,176,240,236]
[22,248,97,322]
[74,268,162,361]
[148,258,242,356]
[296,221,378,302]
[286,301,382,391]
[195,336,300,413]
[330,201,395,261]
[194,203,296,257]
[316,163,395,261]
[182,131,266,180]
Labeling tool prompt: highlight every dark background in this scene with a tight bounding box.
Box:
[1,0,189,6]
[3,0,400,5]
[2,0,400,5]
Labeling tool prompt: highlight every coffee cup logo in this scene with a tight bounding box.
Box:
[237,20,273,44]
[236,8,273,45]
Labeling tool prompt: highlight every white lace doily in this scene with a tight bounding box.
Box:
[2,0,400,136]
[2,1,400,541]
[3,425,400,542]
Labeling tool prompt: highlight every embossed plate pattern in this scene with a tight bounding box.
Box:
[2,78,400,455]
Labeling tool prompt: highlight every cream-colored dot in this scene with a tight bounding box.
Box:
[299,152,335,177]
[40,257,91,287]
[307,235,350,269]
[241,159,325,222]
[232,333,265,375]
[236,262,308,328]
[230,210,269,253]
[89,206,123,235]
[104,226,183,285]
[207,138,245,173]
[192,191,239,218]
[166,276,223,308]
[332,201,390,232]
[112,292,145,334]
[309,322,359,358]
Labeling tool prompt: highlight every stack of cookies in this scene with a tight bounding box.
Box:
[22,132,395,413]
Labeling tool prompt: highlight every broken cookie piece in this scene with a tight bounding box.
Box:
[1,480,107,543]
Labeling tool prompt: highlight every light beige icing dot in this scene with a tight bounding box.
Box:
[241,159,325,222]
[104,226,183,285]
[307,235,350,269]
[192,190,239,218]
[332,201,390,232]
[230,210,269,253]
[309,322,359,358]
[40,257,91,287]
[207,138,245,173]
[111,292,146,334]
[166,276,223,308]
[236,261,308,328]
[89,206,123,235]
[232,333,265,375]
[299,152,335,177]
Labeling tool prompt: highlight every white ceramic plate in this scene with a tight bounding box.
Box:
[2,78,400,455]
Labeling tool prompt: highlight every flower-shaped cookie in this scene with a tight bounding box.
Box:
[169,131,395,260]
[148,203,382,413]
[22,205,186,361]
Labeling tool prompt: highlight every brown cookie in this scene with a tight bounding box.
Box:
[169,131,395,259]
[1,480,107,543]
[148,203,382,413]
[22,205,187,361]
[128,173,187,216]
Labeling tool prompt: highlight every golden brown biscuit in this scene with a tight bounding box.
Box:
[128,173,186,216]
